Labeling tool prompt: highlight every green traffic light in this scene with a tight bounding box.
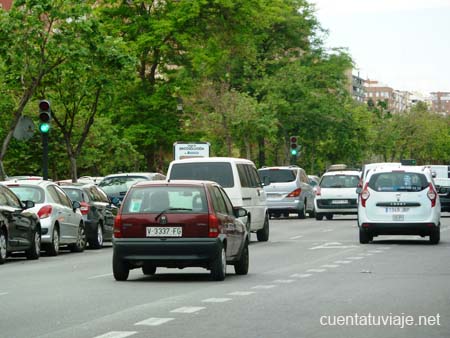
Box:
[39,123,50,133]
[291,149,298,156]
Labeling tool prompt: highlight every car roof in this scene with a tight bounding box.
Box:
[258,166,302,171]
[3,179,55,187]
[132,179,218,188]
[102,172,162,179]
[323,170,361,176]
[170,157,255,165]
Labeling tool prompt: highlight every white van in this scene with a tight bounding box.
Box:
[167,157,269,241]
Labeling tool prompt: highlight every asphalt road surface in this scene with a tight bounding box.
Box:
[1,214,449,338]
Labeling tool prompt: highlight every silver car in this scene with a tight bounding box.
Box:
[5,180,86,256]
[258,166,315,219]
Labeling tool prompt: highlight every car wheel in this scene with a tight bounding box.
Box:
[142,265,157,275]
[429,228,440,244]
[326,214,333,220]
[70,224,86,253]
[298,203,306,219]
[25,229,41,260]
[359,228,371,244]
[308,205,316,218]
[0,227,7,264]
[315,213,324,221]
[234,242,249,275]
[256,214,269,242]
[283,212,289,218]
[272,212,280,219]
[211,244,226,281]
[89,223,104,249]
[46,226,60,256]
[113,254,129,281]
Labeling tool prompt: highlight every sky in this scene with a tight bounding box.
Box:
[310,0,450,94]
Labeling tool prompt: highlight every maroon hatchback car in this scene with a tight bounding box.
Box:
[112,180,249,281]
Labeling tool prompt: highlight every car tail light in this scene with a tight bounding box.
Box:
[208,213,219,238]
[37,205,52,219]
[360,183,370,207]
[287,188,301,198]
[113,214,123,238]
[80,202,90,215]
[427,183,437,207]
[315,186,321,196]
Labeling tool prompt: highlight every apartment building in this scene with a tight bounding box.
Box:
[430,92,450,116]
[345,69,365,103]
[364,80,411,113]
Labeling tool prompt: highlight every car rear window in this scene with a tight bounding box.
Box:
[169,162,234,188]
[61,188,84,202]
[368,172,429,192]
[121,186,208,214]
[98,176,149,195]
[8,186,45,203]
[258,169,296,183]
[320,175,360,188]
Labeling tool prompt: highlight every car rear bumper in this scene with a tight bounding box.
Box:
[359,222,439,236]
[267,199,305,213]
[113,237,222,268]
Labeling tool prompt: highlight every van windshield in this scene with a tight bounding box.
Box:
[170,162,234,188]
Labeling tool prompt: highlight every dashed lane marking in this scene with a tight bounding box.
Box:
[273,279,295,284]
[170,307,205,314]
[307,269,326,273]
[135,318,174,326]
[321,264,339,268]
[0,292,8,296]
[88,273,113,280]
[290,235,304,240]
[290,273,312,278]
[93,332,137,338]
[346,256,364,260]
[334,260,351,264]
[228,291,255,296]
[202,298,232,303]
[251,285,276,290]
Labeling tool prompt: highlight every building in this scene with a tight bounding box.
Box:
[0,0,12,10]
[345,69,365,103]
[364,80,411,113]
[430,92,450,116]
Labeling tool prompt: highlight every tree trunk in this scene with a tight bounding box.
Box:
[70,155,78,183]
[258,136,265,167]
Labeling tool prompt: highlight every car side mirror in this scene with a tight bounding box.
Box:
[234,207,248,218]
[23,200,35,209]
[356,187,362,194]
[72,200,81,211]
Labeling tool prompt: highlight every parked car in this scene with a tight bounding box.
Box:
[98,172,166,204]
[61,184,116,249]
[358,165,441,244]
[112,180,249,281]
[5,180,85,255]
[314,170,361,220]
[258,166,315,219]
[167,157,269,241]
[0,185,40,264]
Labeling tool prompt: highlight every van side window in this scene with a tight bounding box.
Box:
[247,165,262,188]
[237,164,251,188]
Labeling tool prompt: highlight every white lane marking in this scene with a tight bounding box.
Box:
[251,285,276,289]
[334,260,351,264]
[346,256,364,260]
[0,292,8,296]
[170,306,205,314]
[135,318,174,326]
[441,227,449,232]
[290,273,312,278]
[321,264,339,268]
[290,235,304,240]
[361,253,373,256]
[368,250,383,253]
[88,273,113,280]
[310,242,357,250]
[228,291,255,296]
[307,269,326,273]
[202,298,232,303]
[320,229,333,233]
[273,279,295,284]
[378,247,391,250]
[93,332,137,338]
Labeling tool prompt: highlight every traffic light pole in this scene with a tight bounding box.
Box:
[42,132,48,180]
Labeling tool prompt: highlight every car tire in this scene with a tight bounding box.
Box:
[0,227,7,265]
[256,214,269,242]
[25,229,41,260]
[113,254,129,281]
[211,244,226,281]
[326,214,333,220]
[298,203,306,219]
[308,206,316,218]
[70,224,86,253]
[234,242,249,275]
[315,213,323,221]
[142,265,157,275]
[46,226,60,256]
[429,228,440,244]
[89,223,104,249]
[359,228,371,244]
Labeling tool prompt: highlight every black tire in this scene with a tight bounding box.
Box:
[142,265,157,275]
[308,205,316,218]
[234,242,249,275]
[359,228,371,244]
[326,214,333,220]
[25,229,41,260]
[272,212,280,219]
[256,214,270,242]
[0,227,7,265]
[315,213,324,221]
[70,224,86,253]
[298,202,306,219]
[113,254,129,281]
[430,228,440,244]
[45,226,60,256]
[89,223,104,249]
[211,244,226,281]
[283,212,289,218]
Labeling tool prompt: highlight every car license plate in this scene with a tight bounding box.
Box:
[332,200,348,204]
[385,207,410,213]
[146,227,182,237]
[392,214,404,221]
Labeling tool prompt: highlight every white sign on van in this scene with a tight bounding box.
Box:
[173,142,210,160]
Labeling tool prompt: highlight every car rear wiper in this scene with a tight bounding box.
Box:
[155,208,192,221]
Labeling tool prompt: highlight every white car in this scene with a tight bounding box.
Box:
[5,180,86,255]
[357,166,441,244]
[314,170,361,220]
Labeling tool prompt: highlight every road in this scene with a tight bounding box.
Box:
[1,214,449,338]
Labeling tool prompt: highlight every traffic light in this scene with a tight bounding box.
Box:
[38,100,51,133]
[289,135,300,156]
